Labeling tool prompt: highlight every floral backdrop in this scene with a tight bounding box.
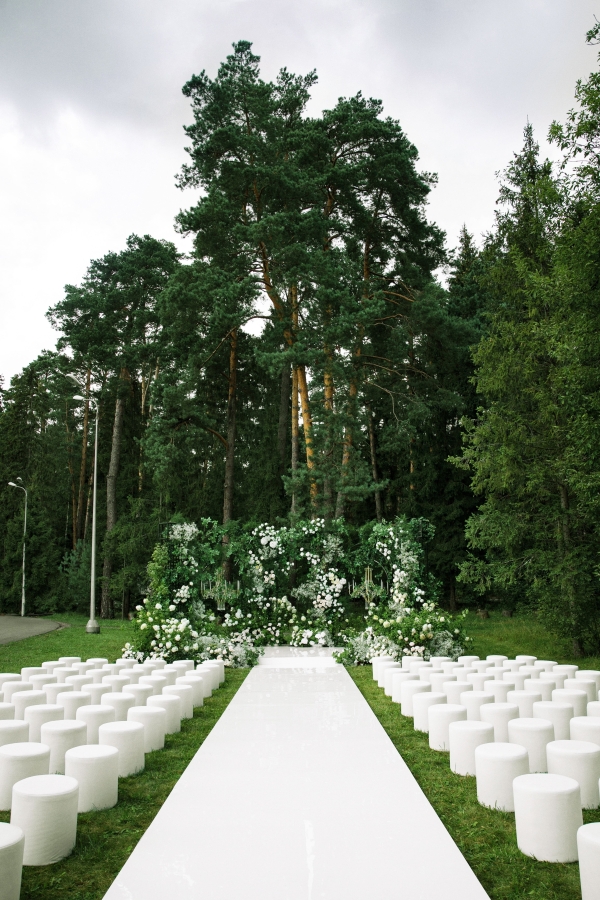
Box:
[123,516,470,666]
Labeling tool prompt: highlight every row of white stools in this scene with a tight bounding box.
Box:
[372,652,600,899]
[0,654,225,899]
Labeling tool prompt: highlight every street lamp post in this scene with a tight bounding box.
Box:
[69,376,101,634]
[8,479,27,616]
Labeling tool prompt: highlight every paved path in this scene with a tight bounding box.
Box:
[104,649,489,900]
[0,616,62,645]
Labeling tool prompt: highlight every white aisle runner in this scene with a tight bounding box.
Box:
[103,650,489,900]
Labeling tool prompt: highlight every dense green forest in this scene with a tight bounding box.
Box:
[3,31,600,651]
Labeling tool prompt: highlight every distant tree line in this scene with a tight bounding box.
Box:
[2,31,600,652]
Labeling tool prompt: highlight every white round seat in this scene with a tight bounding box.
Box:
[547,740,600,809]
[123,684,153,707]
[20,667,44,682]
[54,667,78,683]
[401,656,416,670]
[101,692,135,722]
[0,721,29,747]
[378,661,401,688]
[513,773,582,862]
[194,667,213,698]
[382,664,402,694]
[163,684,193,719]
[466,674,494,692]
[102,675,132,693]
[458,655,480,665]
[65,744,119,811]
[502,660,523,673]
[390,673,417,703]
[552,688,587,717]
[430,673,455,693]
[98,721,145,776]
[65,675,93,691]
[449,720,494,775]
[89,670,107,684]
[81,684,112,705]
[128,706,167,751]
[57,691,91,720]
[176,676,204,708]
[480,702,519,742]
[400,681,430,717]
[533,701,573,740]
[515,655,537,665]
[519,666,539,680]
[588,701,600,717]
[487,655,508,667]
[138,675,167,696]
[59,657,81,666]
[578,822,600,900]
[571,716,600,745]
[503,673,527,691]
[124,668,143,685]
[173,659,196,675]
[12,690,46,721]
[542,669,568,688]
[197,663,220,691]
[40,661,61,674]
[24,705,63,742]
[534,660,557,673]
[460,691,493,721]
[86,658,109,669]
[553,664,579,679]
[147,694,182,733]
[29,674,57,692]
[0,743,50,809]
[76,704,116,744]
[46,683,73,705]
[419,667,443,684]
[0,822,24,900]
[413,692,446,732]
[149,658,166,670]
[564,678,597,703]
[475,742,528,811]
[72,662,95,675]
[11,774,78,865]
[506,689,542,718]
[523,678,553,702]
[577,670,600,692]
[508,717,554,773]
[3,683,31,705]
[443,681,472,705]
[428,703,467,751]
[119,659,135,670]
[40,720,86,774]
[0,676,20,692]
[0,704,15,721]
[160,666,179,687]
[101,664,119,676]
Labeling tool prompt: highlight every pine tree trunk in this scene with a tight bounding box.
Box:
[297,364,317,508]
[335,379,358,519]
[277,363,290,482]
[291,365,299,517]
[101,377,126,619]
[323,361,334,522]
[76,369,91,542]
[222,330,238,581]
[367,406,382,522]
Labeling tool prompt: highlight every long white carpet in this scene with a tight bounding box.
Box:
[103,649,489,900]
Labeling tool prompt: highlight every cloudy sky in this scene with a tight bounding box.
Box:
[0,0,597,385]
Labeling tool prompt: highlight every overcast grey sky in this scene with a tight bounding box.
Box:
[0,0,597,385]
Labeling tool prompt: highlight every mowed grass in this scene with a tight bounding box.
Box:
[0,616,248,900]
[349,610,600,900]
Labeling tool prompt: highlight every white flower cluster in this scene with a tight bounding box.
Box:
[170,522,199,543]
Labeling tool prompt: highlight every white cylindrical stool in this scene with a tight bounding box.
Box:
[513,773,582,862]
[518,666,539,680]
[72,662,95,675]
[547,740,600,809]
[502,660,523,673]
[419,668,443,684]
[82,684,112,705]
[46,683,73,705]
[138,675,167,696]
[0,676,20,693]
[57,691,91,720]
[128,706,167,751]
[147,694,182,734]
[466,674,494,692]
[383,665,402,695]
[0,743,50,810]
[571,716,600,745]
[65,744,119,811]
[120,659,135,670]
[163,685,193,719]
[542,670,567,688]
[65,675,93,692]
[89,670,107,685]
[76,705,116,744]
[0,822,24,900]
[449,720,494,775]
[458,656,480,665]
[378,661,401,688]
[160,666,179,687]
[11,774,78,865]
[86,658,108,670]
[475,742,529,811]
[123,684,153,707]
[59,657,81,666]
[564,678,597,703]
[101,692,135,722]
[552,688,587,717]
[577,670,600,692]
[578,822,600,900]
[24,705,63,742]
[413,692,446,733]
[400,681,430,717]
[429,704,467,751]
[0,704,15,721]
[29,675,57,692]
[3,684,31,705]
[533,701,573,741]
[12,690,46,721]
[198,664,220,692]
[460,691,493,721]
[99,721,144,776]
[506,689,542,718]
[503,673,527,691]
[102,675,132,693]
[20,667,44,682]
[534,660,557,673]
[487,655,508,667]
[480,702,519,742]
[54,667,78,683]
[508,717,554,773]
[515,655,537,665]
[588,701,600,717]
[391,672,417,704]
[444,682,472,705]
[0,721,29,747]
[430,673,455,693]
[371,656,393,680]
[523,679,553,702]
[40,720,87,774]
[174,659,196,675]
[176,676,204,708]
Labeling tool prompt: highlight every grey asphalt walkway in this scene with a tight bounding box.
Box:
[0,616,62,645]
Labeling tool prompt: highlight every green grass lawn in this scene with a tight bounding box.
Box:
[0,616,248,900]
[349,610,600,900]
